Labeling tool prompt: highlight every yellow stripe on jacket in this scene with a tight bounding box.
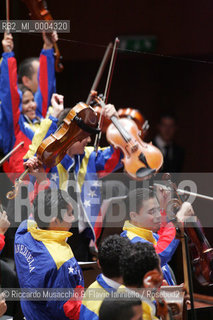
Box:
[81,280,109,316]
[28,220,73,270]
[123,220,157,245]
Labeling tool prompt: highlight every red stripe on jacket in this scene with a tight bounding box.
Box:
[63,285,83,320]
[39,55,48,118]
[0,234,5,252]
[8,57,20,136]
[98,148,121,178]
[155,210,176,254]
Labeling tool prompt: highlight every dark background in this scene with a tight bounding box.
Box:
[1,0,213,297]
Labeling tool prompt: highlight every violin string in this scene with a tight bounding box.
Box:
[20,33,213,66]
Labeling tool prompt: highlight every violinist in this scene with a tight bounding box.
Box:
[24,103,123,261]
[120,186,195,285]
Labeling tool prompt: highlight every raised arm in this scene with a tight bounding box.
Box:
[0,33,21,153]
[35,32,58,118]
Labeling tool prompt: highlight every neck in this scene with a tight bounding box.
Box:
[109,276,123,285]
[126,285,143,292]
[130,220,150,231]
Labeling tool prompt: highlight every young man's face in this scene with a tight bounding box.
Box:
[67,136,91,156]
[158,117,176,143]
[58,204,74,231]
[21,90,37,120]
[131,197,161,232]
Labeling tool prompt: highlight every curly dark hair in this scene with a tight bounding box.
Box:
[120,242,159,288]
[33,187,72,229]
[99,293,141,320]
[98,235,130,278]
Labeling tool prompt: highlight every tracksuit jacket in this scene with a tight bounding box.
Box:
[80,274,158,320]
[15,219,84,320]
[121,219,179,285]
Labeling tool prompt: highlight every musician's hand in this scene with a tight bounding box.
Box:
[104,104,118,119]
[2,32,14,52]
[24,157,47,183]
[178,283,191,307]
[51,93,64,118]
[0,295,7,317]
[0,211,10,235]
[42,31,58,50]
[154,184,172,211]
[176,202,195,223]
[161,279,169,286]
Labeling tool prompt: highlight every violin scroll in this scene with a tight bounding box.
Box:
[21,0,64,72]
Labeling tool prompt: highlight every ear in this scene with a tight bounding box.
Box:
[97,259,101,270]
[129,211,137,221]
[49,217,60,229]
[22,75,31,87]
[143,270,163,288]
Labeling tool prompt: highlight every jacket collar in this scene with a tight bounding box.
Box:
[123,220,157,245]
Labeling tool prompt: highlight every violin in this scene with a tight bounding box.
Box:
[21,0,63,72]
[93,106,149,136]
[37,102,99,167]
[6,102,99,199]
[144,270,180,320]
[165,176,213,287]
[118,108,149,138]
[91,91,163,180]
[92,106,111,133]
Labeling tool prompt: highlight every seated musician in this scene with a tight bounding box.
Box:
[79,235,129,320]
[121,187,195,285]
[24,103,123,261]
[14,187,84,320]
[119,242,164,320]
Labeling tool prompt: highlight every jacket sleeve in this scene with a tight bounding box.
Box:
[95,145,123,177]
[45,260,84,320]
[35,48,56,119]
[0,234,5,253]
[155,210,179,266]
[23,115,58,160]
[0,52,21,153]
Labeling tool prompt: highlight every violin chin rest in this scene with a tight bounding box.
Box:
[136,167,156,179]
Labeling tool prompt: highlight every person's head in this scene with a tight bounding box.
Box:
[18,57,39,93]
[67,136,91,157]
[120,242,162,289]
[128,188,161,232]
[56,107,92,157]
[158,113,177,144]
[98,235,130,280]
[99,294,142,320]
[19,84,37,121]
[33,187,74,231]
